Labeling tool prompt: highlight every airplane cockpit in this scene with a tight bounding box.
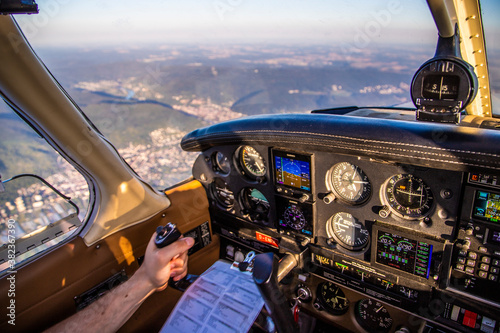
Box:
[0,1,499,332]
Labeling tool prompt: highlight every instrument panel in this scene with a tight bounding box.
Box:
[184,114,500,333]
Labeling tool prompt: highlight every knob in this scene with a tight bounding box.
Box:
[379,206,391,218]
[299,193,310,203]
[323,192,336,204]
[296,286,312,302]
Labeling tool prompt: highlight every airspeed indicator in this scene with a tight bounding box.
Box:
[237,146,266,179]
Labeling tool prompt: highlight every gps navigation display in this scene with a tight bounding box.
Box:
[273,150,311,192]
[473,190,500,223]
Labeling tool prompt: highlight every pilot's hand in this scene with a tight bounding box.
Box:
[140,232,195,292]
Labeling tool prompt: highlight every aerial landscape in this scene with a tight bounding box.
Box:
[0,41,497,243]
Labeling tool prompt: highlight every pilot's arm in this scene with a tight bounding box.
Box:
[44,233,195,333]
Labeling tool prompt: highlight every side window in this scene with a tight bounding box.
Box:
[0,101,89,274]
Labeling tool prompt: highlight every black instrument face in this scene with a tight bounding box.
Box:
[239,187,270,222]
[327,162,371,205]
[381,174,433,220]
[422,74,460,100]
[317,282,349,315]
[210,177,235,210]
[283,205,307,231]
[237,146,266,179]
[212,151,231,175]
[355,299,393,333]
[326,212,369,251]
[411,58,477,116]
[276,196,313,237]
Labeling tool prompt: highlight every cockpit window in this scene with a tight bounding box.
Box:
[0,102,89,273]
[11,0,498,189]
[482,0,500,116]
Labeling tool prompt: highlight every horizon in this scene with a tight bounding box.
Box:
[16,0,438,48]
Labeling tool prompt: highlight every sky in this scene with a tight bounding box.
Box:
[15,0,440,47]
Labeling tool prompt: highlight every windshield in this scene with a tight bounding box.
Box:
[9,0,499,188]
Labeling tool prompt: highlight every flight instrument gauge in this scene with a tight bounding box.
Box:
[327,162,371,205]
[381,174,433,220]
[355,299,393,333]
[236,146,266,180]
[212,151,231,175]
[317,282,349,315]
[326,212,369,251]
[239,188,270,222]
[283,205,306,231]
[210,177,235,210]
[411,31,478,123]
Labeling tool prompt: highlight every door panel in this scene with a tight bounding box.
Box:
[0,180,217,332]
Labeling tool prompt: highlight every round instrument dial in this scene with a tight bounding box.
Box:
[317,282,349,315]
[355,299,393,333]
[411,58,477,114]
[326,212,369,251]
[237,146,266,179]
[212,151,231,175]
[283,205,306,230]
[327,162,371,205]
[210,177,234,210]
[381,174,433,220]
[239,188,270,222]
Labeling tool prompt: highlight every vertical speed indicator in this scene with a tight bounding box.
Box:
[326,212,369,251]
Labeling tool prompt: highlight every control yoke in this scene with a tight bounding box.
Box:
[253,252,299,333]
